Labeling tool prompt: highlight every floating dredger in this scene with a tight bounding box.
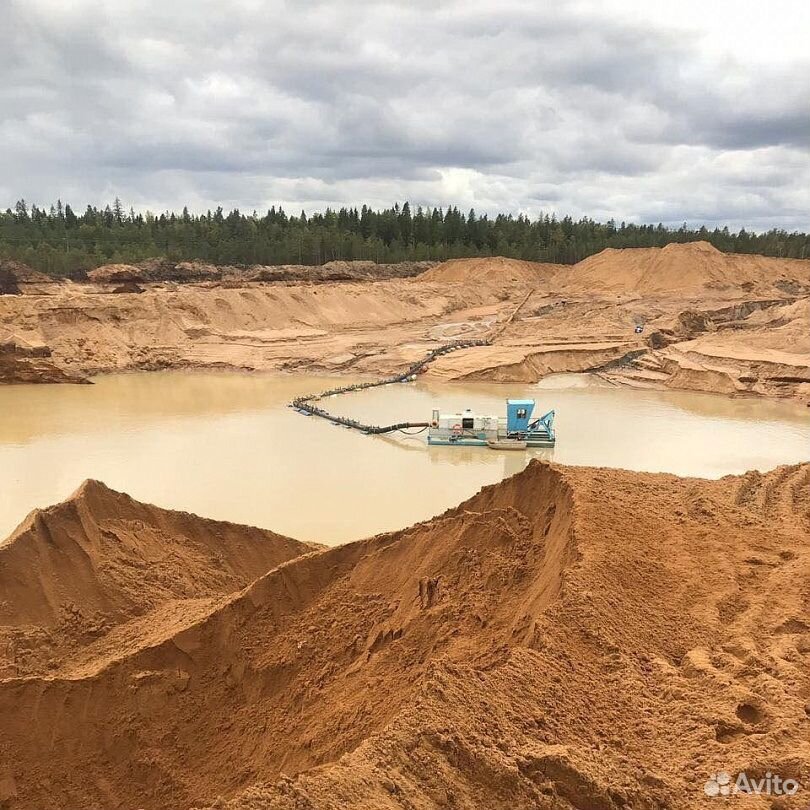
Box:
[428,399,555,449]
[290,338,556,451]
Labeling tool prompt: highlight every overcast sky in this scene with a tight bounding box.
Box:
[2,0,809,230]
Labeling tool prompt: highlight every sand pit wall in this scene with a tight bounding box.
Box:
[0,281,505,377]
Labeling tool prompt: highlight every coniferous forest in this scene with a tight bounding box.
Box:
[1,198,808,277]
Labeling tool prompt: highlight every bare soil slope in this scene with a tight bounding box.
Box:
[0,481,313,679]
[0,340,88,384]
[2,462,809,809]
[0,279,502,379]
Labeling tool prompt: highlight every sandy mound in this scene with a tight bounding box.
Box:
[560,241,810,295]
[0,260,58,296]
[0,480,314,679]
[2,462,809,809]
[321,259,377,274]
[418,256,563,284]
[87,263,145,283]
[170,262,223,281]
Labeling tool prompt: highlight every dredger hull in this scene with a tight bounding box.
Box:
[427,432,555,448]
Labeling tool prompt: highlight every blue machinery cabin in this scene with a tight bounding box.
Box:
[427,398,556,448]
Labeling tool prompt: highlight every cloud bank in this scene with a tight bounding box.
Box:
[1,0,808,229]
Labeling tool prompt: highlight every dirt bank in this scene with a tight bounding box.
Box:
[0,278,520,380]
[1,245,809,401]
[0,340,89,384]
[1,461,808,809]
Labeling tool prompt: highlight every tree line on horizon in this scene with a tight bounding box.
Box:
[1,198,808,277]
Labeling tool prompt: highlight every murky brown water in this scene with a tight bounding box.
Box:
[1,371,808,544]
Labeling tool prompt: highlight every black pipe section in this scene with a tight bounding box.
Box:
[290,338,491,434]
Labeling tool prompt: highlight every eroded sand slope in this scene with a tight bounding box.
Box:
[1,462,809,809]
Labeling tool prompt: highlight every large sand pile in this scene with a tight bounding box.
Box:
[418,256,564,284]
[87,263,147,283]
[2,461,809,809]
[559,241,810,295]
[0,481,314,679]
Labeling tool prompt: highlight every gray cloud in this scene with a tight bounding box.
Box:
[1,0,808,230]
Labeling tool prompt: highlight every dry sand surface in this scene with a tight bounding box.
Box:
[1,461,809,809]
[1,242,809,402]
[558,241,810,296]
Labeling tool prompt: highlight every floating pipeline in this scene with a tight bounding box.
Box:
[290,338,491,435]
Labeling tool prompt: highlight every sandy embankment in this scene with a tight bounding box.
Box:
[1,461,809,809]
[1,242,809,401]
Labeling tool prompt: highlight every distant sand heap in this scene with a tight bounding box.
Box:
[84,259,437,286]
[418,256,565,284]
[1,462,809,809]
[0,260,57,294]
[557,241,810,295]
[417,243,810,296]
[87,263,148,283]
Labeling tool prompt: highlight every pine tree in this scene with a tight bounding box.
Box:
[1,198,808,274]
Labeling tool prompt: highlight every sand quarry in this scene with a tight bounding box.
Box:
[2,241,810,401]
[1,242,810,809]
